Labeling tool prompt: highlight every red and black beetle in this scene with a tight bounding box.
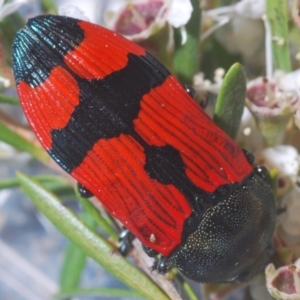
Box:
[12,15,275,283]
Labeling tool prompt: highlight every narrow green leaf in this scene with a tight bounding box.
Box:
[173,0,201,84]
[0,94,19,104]
[54,287,142,299]
[42,184,75,197]
[170,269,198,300]
[213,63,246,139]
[60,241,87,291]
[0,176,74,197]
[60,212,97,291]
[269,168,278,202]
[0,175,68,190]
[266,0,291,72]
[16,172,169,300]
[182,281,198,300]
[0,178,19,190]
[75,188,119,241]
[0,121,49,162]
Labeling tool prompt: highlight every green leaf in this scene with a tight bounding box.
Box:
[16,172,169,300]
[0,178,19,190]
[269,168,278,202]
[0,175,68,191]
[266,0,291,72]
[170,269,198,300]
[173,0,201,84]
[0,94,19,104]
[182,280,199,300]
[60,241,87,291]
[213,63,246,139]
[0,175,88,206]
[60,212,97,291]
[75,188,119,241]
[54,288,142,299]
[0,121,49,162]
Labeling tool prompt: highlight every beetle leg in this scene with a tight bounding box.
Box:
[142,245,173,275]
[152,256,172,274]
[77,182,94,198]
[119,228,135,255]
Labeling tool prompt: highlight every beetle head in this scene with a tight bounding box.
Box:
[166,171,276,283]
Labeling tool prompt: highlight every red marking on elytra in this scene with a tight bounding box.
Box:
[18,66,79,149]
[71,134,192,255]
[63,21,146,79]
[134,75,253,193]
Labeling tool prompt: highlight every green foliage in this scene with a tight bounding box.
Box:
[173,0,201,84]
[266,0,291,72]
[0,94,19,104]
[17,172,169,300]
[213,63,246,139]
[0,121,49,162]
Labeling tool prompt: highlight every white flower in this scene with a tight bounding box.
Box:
[167,0,192,28]
[280,186,300,237]
[236,107,264,154]
[58,4,89,21]
[57,0,105,23]
[233,0,265,19]
[58,0,193,41]
[203,0,265,40]
[280,69,300,92]
[246,71,300,118]
[205,0,265,23]
[213,17,264,59]
[257,145,300,196]
[193,68,225,94]
[266,259,300,300]
[202,0,267,71]
[258,146,300,179]
[0,0,32,21]
[104,0,170,39]
[0,75,10,89]
[167,0,192,44]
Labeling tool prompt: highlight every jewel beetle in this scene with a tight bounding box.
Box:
[12,15,276,283]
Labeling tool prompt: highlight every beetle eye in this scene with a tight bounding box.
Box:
[255,166,270,182]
